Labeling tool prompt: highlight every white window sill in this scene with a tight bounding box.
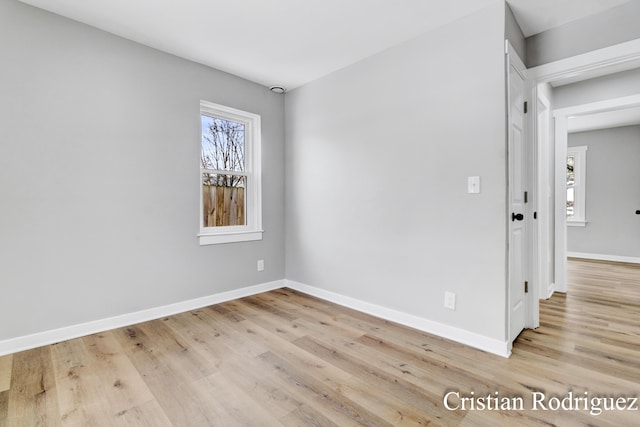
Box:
[567,220,587,227]
[198,230,263,245]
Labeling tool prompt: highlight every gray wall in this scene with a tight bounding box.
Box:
[505,2,526,62]
[0,0,286,341]
[568,126,640,258]
[554,68,640,110]
[285,3,508,341]
[527,1,640,67]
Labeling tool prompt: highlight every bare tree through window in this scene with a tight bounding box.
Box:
[201,115,246,227]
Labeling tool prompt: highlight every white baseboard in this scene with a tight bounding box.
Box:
[548,282,556,297]
[284,280,511,358]
[0,279,285,357]
[542,282,556,300]
[2,278,513,359]
[568,252,640,264]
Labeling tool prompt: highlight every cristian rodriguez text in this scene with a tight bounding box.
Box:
[443,391,639,416]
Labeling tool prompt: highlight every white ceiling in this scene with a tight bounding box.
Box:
[506,0,632,37]
[18,0,497,90]
[18,0,634,90]
[568,106,640,133]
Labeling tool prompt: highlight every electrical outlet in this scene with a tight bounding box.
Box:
[444,292,456,310]
[257,259,264,272]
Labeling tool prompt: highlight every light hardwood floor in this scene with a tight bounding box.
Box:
[1,259,639,426]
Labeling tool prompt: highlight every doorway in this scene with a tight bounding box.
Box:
[526,40,640,328]
[554,94,640,293]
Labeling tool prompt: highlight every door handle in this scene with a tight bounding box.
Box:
[636,210,640,215]
[512,213,524,221]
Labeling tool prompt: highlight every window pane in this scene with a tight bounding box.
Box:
[566,156,575,186]
[566,187,575,218]
[202,173,246,227]
[201,115,245,172]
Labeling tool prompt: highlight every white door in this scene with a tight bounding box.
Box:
[507,42,528,343]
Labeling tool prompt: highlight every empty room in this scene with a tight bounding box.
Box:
[1,0,639,425]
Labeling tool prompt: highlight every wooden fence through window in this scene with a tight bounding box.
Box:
[202,185,245,227]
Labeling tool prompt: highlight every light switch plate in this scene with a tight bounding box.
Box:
[467,176,480,194]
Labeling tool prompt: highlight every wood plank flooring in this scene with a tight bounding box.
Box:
[1,259,639,426]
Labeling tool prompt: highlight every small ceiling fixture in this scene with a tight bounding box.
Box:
[269,85,287,94]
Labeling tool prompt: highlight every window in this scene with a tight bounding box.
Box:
[199,101,262,245]
[567,145,587,226]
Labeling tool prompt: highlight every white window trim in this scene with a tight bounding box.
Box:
[199,101,262,245]
[567,145,587,226]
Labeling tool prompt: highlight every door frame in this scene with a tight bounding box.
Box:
[525,38,640,326]
[535,91,552,309]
